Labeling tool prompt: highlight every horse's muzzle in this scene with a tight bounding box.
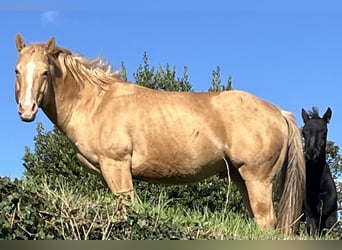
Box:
[304,149,320,162]
[18,102,38,122]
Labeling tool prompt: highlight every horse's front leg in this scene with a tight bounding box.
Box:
[305,216,319,237]
[99,156,134,202]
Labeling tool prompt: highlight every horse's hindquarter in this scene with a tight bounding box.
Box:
[212,91,289,181]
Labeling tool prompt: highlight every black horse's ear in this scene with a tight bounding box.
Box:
[301,108,309,124]
[323,107,332,123]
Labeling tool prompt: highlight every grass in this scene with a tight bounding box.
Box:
[5,176,340,240]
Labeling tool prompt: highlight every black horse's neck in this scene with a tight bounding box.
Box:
[305,153,326,192]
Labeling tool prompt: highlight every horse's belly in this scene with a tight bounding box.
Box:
[131,159,226,184]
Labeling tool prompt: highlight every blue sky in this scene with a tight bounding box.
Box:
[1,0,342,178]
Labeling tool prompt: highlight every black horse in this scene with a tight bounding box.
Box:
[301,107,338,237]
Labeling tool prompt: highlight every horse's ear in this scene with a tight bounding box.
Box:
[15,33,25,52]
[301,108,309,124]
[45,37,56,54]
[323,107,332,123]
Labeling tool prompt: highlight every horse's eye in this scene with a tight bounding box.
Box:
[42,71,48,77]
[15,69,19,75]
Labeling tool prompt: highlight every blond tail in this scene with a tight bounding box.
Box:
[277,111,306,235]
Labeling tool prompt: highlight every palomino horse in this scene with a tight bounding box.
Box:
[301,107,337,236]
[14,34,305,235]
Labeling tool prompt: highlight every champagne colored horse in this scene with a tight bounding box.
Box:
[14,34,305,235]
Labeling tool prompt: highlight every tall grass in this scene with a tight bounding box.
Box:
[1,176,340,239]
[32,177,339,240]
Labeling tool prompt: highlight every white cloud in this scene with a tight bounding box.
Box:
[40,11,58,26]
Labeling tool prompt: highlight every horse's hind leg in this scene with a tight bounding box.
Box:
[244,180,276,230]
[230,173,253,218]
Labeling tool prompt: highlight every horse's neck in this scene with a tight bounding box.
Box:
[320,163,334,186]
[43,73,99,135]
[305,154,326,187]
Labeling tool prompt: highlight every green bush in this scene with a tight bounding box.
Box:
[0,177,212,239]
[0,177,52,239]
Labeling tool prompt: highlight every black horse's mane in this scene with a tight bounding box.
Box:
[307,107,320,119]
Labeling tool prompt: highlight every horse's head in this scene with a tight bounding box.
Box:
[14,34,56,122]
[301,107,332,162]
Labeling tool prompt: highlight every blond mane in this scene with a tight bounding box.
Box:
[55,48,123,90]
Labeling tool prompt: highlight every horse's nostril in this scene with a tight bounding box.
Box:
[18,102,37,114]
[32,102,36,111]
[18,102,24,113]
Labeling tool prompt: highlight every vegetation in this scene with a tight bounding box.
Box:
[1,53,341,239]
[0,176,277,240]
[0,175,340,240]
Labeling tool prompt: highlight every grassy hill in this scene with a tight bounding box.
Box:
[0,176,340,240]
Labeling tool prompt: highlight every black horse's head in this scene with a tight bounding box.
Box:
[301,107,332,162]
